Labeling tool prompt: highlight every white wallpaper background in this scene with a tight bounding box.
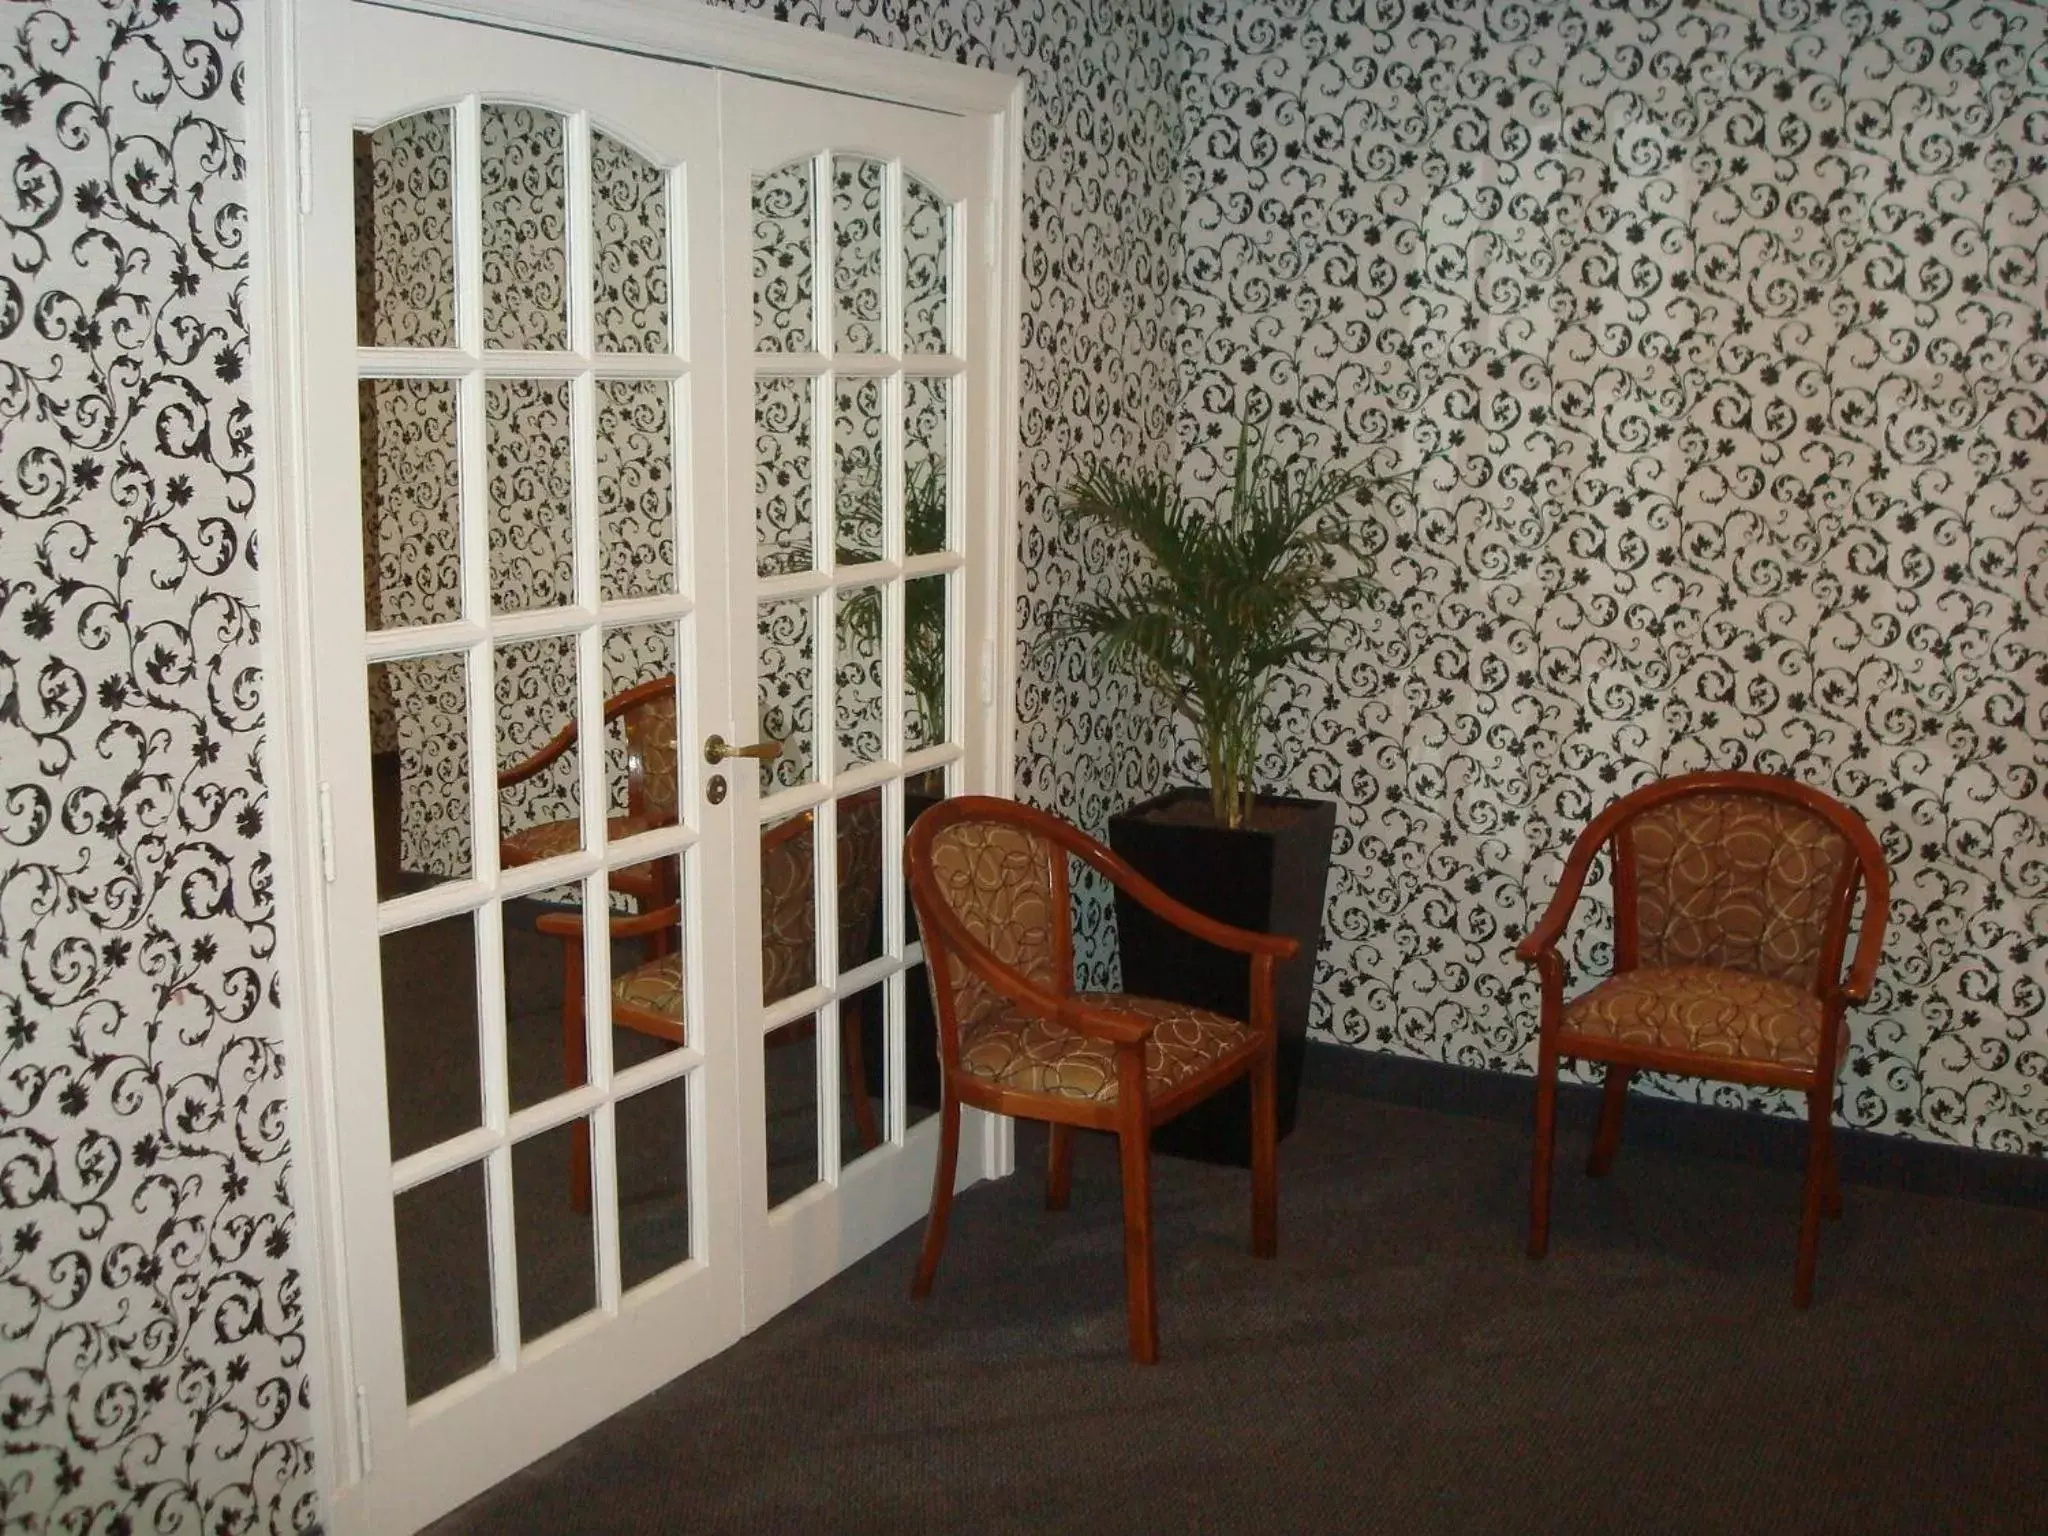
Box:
[1170,0,2048,1150]
[8,0,2039,1527]
[0,2,317,1530]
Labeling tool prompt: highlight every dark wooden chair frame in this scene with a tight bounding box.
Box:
[1517,769,1890,1307]
[905,795,1299,1363]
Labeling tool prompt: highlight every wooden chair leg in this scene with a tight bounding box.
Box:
[1249,1048,1277,1259]
[1587,1064,1633,1177]
[1794,1087,1833,1308]
[1822,1119,1844,1219]
[839,999,881,1150]
[1046,1124,1074,1211]
[910,1086,960,1299]
[1528,1039,1560,1259]
[1116,1118,1159,1364]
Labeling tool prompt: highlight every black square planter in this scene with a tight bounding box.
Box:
[1109,787,1337,1166]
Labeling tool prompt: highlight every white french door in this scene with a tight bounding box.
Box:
[721,74,997,1318]
[290,4,1006,1532]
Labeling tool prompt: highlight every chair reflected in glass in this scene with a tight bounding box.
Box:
[499,674,885,1210]
[1518,769,1890,1307]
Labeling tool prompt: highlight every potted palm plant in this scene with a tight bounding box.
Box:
[1061,423,1391,1164]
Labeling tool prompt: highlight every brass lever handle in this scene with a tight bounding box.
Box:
[704,733,784,765]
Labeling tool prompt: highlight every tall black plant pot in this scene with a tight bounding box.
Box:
[1109,787,1337,1166]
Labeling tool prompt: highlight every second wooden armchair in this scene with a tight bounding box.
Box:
[905,795,1298,1363]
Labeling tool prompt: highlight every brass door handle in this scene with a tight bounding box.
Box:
[704,733,784,765]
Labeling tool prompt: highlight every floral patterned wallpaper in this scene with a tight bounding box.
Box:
[0,2,317,1530]
[1173,0,2048,1149]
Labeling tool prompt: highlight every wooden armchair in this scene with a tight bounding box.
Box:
[905,796,1298,1363]
[539,787,887,1209]
[1517,770,1890,1307]
[498,675,680,933]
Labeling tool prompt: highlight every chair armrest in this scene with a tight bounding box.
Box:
[1056,996,1157,1048]
[1069,840,1299,961]
[1515,879,1586,964]
[499,718,581,790]
[1839,864,1891,1006]
[536,902,682,941]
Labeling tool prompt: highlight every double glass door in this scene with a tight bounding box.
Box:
[296,5,998,1530]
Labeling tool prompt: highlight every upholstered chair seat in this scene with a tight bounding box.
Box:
[1561,965,1834,1071]
[1519,770,1890,1308]
[905,795,1298,1364]
[959,994,1256,1103]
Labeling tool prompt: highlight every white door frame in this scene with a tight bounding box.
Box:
[245,0,1023,1519]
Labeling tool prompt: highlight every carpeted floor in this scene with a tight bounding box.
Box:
[423,1086,2048,1536]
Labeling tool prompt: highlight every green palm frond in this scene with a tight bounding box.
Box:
[1059,422,1396,828]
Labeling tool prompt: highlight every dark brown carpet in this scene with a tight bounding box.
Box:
[424,1086,2048,1536]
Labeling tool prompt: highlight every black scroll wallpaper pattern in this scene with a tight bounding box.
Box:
[0,2,318,1531]
[1171,0,2048,1148]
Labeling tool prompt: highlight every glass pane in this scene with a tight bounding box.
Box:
[591,129,669,353]
[610,854,686,1057]
[904,376,950,557]
[902,767,949,956]
[835,585,883,772]
[752,159,813,353]
[512,1119,596,1342]
[488,378,574,614]
[354,111,455,349]
[380,912,481,1160]
[833,377,883,564]
[371,652,471,891]
[902,770,948,1133]
[497,635,581,861]
[764,1013,821,1208]
[832,154,885,354]
[481,102,567,351]
[504,886,582,1117]
[597,379,675,602]
[616,1073,692,1290]
[904,574,948,751]
[395,1162,493,1402]
[836,788,885,975]
[755,375,813,577]
[360,378,460,631]
[839,982,886,1168]
[903,174,950,354]
[603,624,679,842]
[757,597,814,795]
[902,961,939,1131]
[760,810,816,1007]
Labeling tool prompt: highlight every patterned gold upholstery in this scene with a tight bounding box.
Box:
[1562,964,1833,1068]
[622,690,678,824]
[502,814,653,866]
[959,994,1254,1103]
[927,819,1062,1050]
[1628,794,1850,988]
[614,951,685,1018]
[759,789,885,1006]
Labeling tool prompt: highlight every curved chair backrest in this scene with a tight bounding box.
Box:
[905,798,1087,1065]
[759,787,886,1005]
[1599,773,1887,996]
[618,682,679,827]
